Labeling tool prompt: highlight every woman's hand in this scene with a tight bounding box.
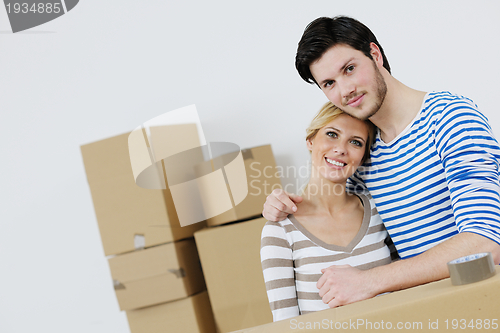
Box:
[262,189,303,221]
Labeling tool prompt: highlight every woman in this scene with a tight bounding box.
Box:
[260,102,395,322]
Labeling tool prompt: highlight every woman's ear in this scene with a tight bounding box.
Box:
[306,138,313,151]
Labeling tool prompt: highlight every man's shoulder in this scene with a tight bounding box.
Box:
[423,91,477,113]
[421,91,485,126]
[425,90,471,101]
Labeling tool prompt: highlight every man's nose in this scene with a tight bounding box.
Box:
[339,79,356,104]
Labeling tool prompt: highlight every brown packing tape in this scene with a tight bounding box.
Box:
[447,252,496,286]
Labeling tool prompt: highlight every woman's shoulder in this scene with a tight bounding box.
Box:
[346,191,373,208]
[262,218,295,237]
[261,218,297,250]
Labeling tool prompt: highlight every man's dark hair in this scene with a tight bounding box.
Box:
[295,16,391,84]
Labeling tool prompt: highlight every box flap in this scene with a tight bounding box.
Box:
[109,238,206,311]
[205,145,281,227]
[233,266,500,332]
[109,242,182,283]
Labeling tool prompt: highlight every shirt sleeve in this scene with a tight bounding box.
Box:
[434,96,500,245]
[260,220,300,321]
[347,169,369,194]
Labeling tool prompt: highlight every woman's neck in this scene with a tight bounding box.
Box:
[299,177,351,216]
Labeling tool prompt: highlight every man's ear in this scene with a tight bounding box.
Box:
[369,42,384,68]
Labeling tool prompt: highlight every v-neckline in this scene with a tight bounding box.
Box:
[288,194,371,253]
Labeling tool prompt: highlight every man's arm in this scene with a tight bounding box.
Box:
[434,96,500,247]
[318,97,500,307]
[317,232,500,308]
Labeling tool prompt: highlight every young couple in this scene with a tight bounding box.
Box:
[260,16,500,322]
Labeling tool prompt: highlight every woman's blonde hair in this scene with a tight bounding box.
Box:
[305,101,376,164]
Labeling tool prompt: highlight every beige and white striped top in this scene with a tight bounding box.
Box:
[260,194,393,322]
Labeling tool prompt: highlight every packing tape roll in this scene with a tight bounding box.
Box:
[447,252,496,286]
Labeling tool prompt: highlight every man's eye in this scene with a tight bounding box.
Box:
[346,65,355,73]
[324,80,334,88]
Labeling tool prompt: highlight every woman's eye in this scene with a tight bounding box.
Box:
[327,131,338,138]
[346,65,355,73]
[350,140,363,147]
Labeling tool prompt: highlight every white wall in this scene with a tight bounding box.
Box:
[0,1,499,332]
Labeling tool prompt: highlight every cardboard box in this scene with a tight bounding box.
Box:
[109,238,206,311]
[233,266,500,332]
[199,145,281,227]
[81,124,206,256]
[194,217,273,332]
[126,291,216,333]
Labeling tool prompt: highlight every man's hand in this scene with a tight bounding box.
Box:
[316,233,500,308]
[262,189,303,221]
[317,265,377,308]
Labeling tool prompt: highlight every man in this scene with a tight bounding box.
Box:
[262,16,500,308]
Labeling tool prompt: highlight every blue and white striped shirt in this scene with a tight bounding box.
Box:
[348,91,500,259]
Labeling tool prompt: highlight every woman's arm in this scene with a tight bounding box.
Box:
[260,220,300,321]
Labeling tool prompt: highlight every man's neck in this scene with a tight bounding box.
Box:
[370,73,427,143]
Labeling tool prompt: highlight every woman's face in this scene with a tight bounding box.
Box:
[307,113,369,184]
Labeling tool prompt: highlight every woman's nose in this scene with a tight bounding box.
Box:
[332,141,347,155]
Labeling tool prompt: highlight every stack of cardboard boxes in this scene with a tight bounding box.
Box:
[81,125,216,333]
[81,125,279,332]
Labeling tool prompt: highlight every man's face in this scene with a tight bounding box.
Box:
[309,44,387,121]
